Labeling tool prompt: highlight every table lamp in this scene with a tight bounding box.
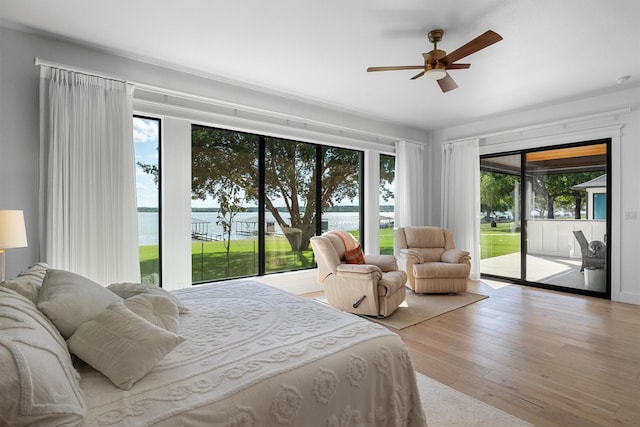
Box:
[0,210,28,282]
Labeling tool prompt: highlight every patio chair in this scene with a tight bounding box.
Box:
[572,230,606,272]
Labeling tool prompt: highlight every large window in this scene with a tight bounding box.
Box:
[191,125,363,283]
[191,127,259,282]
[263,138,316,274]
[133,116,161,285]
[379,154,395,255]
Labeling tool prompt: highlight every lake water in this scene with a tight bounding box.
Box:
[137,211,393,245]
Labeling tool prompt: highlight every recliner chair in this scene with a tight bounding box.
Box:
[395,226,471,294]
[310,232,406,317]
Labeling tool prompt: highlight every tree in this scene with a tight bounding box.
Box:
[480,172,517,217]
[140,126,364,254]
[530,175,552,218]
[190,127,360,253]
[213,177,246,276]
[379,154,395,203]
[258,140,359,252]
[532,172,603,219]
[191,128,257,275]
[191,127,258,201]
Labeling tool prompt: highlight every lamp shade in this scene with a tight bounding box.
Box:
[0,210,28,249]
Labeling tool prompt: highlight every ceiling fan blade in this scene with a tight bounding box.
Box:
[442,30,503,64]
[445,63,470,70]
[437,73,458,92]
[410,71,425,80]
[367,66,424,72]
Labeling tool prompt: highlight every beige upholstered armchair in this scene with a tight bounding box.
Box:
[394,226,471,294]
[310,231,406,317]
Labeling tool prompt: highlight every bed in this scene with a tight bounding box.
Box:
[0,265,426,427]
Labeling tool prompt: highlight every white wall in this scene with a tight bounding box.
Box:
[0,26,428,282]
[527,220,607,258]
[0,27,42,277]
[429,86,640,304]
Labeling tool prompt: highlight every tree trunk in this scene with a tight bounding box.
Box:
[574,195,583,219]
[546,196,555,219]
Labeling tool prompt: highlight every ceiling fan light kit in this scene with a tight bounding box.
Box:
[424,65,447,80]
[367,28,503,92]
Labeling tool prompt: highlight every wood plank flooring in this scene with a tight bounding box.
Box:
[304,280,640,426]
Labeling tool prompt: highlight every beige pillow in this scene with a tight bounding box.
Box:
[0,262,49,304]
[37,269,122,339]
[0,287,86,426]
[123,293,180,333]
[108,282,189,314]
[67,301,184,390]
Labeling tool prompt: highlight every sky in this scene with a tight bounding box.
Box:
[133,117,160,208]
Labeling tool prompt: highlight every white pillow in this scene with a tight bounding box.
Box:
[123,293,180,333]
[107,282,189,314]
[0,262,49,304]
[37,269,122,339]
[67,301,184,390]
[0,287,86,426]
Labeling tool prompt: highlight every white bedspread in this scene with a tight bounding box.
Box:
[79,280,426,426]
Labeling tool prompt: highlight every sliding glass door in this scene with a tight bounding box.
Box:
[480,140,610,297]
[524,143,608,294]
[479,154,522,281]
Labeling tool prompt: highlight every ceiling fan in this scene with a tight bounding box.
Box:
[367,29,503,92]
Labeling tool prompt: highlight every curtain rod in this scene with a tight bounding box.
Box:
[34,57,129,83]
[445,107,631,145]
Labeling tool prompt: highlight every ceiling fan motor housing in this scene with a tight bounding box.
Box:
[428,29,444,44]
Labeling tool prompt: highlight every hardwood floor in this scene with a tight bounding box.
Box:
[398,280,640,426]
[304,280,640,426]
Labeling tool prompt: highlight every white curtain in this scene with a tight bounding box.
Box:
[395,140,426,227]
[441,139,481,279]
[39,67,140,285]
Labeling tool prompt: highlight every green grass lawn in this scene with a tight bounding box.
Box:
[139,225,518,283]
[349,228,394,255]
[480,222,521,259]
[140,229,396,283]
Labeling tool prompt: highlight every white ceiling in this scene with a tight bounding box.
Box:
[1,0,639,133]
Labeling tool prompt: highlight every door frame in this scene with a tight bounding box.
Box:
[480,139,612,299]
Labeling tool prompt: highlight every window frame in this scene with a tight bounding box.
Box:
[190,123,365,284]
[133,114,162,286]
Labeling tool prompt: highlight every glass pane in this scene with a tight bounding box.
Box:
[190,126,365,279]
[525,144,607,292]
[191,125,259,282]
[479,154,522,280]
[380,154,395,255]
[264,137,316,273]
[321,146,362,244]
[133,116,161,286]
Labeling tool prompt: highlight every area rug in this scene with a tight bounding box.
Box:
[416,372,534,426]
[376,290,488,329]
[316,290,488,330]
